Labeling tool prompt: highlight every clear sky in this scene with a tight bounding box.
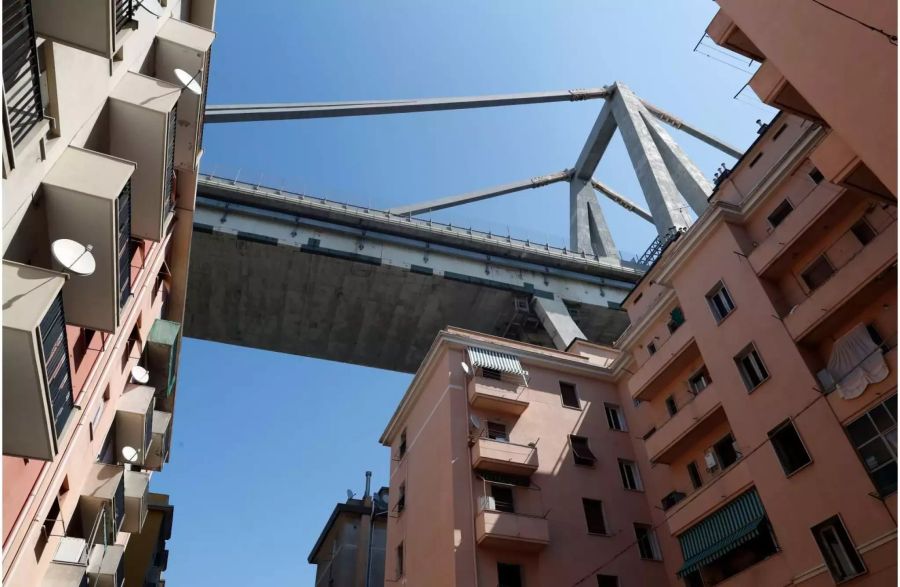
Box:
[153,2,774,584]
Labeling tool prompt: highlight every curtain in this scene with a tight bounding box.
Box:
[827,324,889,400]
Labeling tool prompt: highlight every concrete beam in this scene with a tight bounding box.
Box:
[389,170,572,216]
[590,179,653,223]
[533,296,586,350]
[573,97,618,180]
[640,100,743,158]
[569,178,619,259]
[204,88,612,123]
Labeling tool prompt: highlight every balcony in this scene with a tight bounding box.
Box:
[646,387,726,465]
[42,147,136,332]
[109,72,181,242]
[154,18,215,172]
[144,410,173,471]
[31,0,133,59]
[43,537,89,587]
[2,261,73,460]
[749,61,822,123]
[147,319,181,397]
[3,0,48,160]
[77,465,125,542]
[475,508,549,551]
[705,11,764,62]
[471,437,538,476]
[784,221,897,341]
[467,377,528,416]
[115,384,155,466]
[628,323,700,401]
[123,470,149,533]
[87,543,125,587]
[665,458,753,536]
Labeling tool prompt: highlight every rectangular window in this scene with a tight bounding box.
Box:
[772,123,788,141]
[851,219,876,246]
[582,498,607,534]
[809,167,824,184]
[713,433,740,469]
[491,484,515,513]
[687,461,703,489]
[618,459,643,491]
[846,395,897,496]
[397,483,406,513]
[482,366,502,381]
[396,543,404,578]
[735,345,769,391]
[768,420,812,475]
[559,382,580,409]
[667,306,685,333]
[634,524,662,560]
[605,403,627,431]
[767,199,794,228]
[398,430,407,459]
[497,563,523,587]
[647,341,657,355]
[665,395,677,416]
[707,282,735,322]
[688,368,711,394]
[801,255,835,291]
[866,324,888,354]
[811,516,866,582]
[570,435,596,466]
[597,575,619,587]
[487,421,508,442]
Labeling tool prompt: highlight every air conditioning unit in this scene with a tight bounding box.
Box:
[816,369,836,393]
[87,544,125,587]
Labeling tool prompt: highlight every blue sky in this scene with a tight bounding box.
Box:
[154,2,774,584]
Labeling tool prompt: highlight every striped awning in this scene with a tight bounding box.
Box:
[467,347,527,376]
[677,488,768,577]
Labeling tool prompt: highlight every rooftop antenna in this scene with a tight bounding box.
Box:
[174,68,203,96]
[51,239,96,276]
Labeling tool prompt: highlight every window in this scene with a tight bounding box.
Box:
[809,167,824,184]
[570,435,596,466]
[748,152,763,168]
[482,366,502,381]
[497,563,523,587]
[559,382,580,409]
[597,575,619,587]
[396,483,406,513]
[582,498,608,534]
[665,395,677,416]
[846,395,897,496]
[811,516,866,582]
[634,524,661,560]
[398,430,407,459]
[396,542,404,578]
[605,403,626,431]
[487,421,508,442]
[618,459,643,491]
[851,219,876,246]
[866,323,889,354]
[713,433,740,470]
[688,368,711,394]
[735,345,769,391]
[768,420,812,475]
[772,123,788,141]
[646,341,657,355]
[491,484,515,513]
[707,282,735,322]
[687,461,703,489]
[801,255,835,291]
[767,199,794,228]
[667,307,685,333]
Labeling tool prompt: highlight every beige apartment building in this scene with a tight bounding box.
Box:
[2,0,216,585]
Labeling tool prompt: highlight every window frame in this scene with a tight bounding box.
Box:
[396,542,405,579]
[850,218,876,246]
[706,282,736,323]
[800,254,836,292]
[605,403,627,432]
[497,562,523,587]
[646,341,657,356]
[634,523,662,560]
[688,367,711,394]
[582,498,609,535]
[665,395,678,417]
[490,483,516,513]
[735,344,770,392]
[398,430,407,459]
[559,381,581,410]
[569,434,597,467]
[596,574,619,587]
[846,395,897,497]
[768,419,813,476]
[618,459,643,491]
[487,421,509,442]
[767,198,794,229]
[811,515,866,583]
[687,461,703,490]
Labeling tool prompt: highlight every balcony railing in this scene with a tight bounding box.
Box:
[164,105,177,217]
[471,436,538,476]
[475,509,549,551]
[467,377,528,416]
[114,0,134,34]
[3,0,44,147]
[117,181,133,310]
[41,293,74,437]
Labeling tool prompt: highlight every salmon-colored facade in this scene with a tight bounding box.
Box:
[379,4,897,585]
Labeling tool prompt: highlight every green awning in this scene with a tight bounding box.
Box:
[677,488,767,577]
[467,347,527,377]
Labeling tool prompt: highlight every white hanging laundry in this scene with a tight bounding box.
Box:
[826,323,889,400]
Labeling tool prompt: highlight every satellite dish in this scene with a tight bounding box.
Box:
[51,239,96,276]
[469,414,482,431]
[131,366,150,384]
[346,490,355,500]
[461,363,471,377]
[174,68,202,95]
[121,446,139,463]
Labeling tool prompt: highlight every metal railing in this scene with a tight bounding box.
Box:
[636,227,684,267]
[164,106,178,216]
[117,181,133,310]
[3,0,44,147]
[40,294,74,437]
[114,0,134,34]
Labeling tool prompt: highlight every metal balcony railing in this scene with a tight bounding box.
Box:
[3,0,44,147]
[113,474,125,532]
[164,106,177,216]
[40,293,74,437]
[636,227,684,267]
[114,0,134,34]
[117,181,133,310]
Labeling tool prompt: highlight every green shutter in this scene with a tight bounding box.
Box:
[677,488,768,577]
[147,319,181,397]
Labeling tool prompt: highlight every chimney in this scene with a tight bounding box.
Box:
[364,471,372,500]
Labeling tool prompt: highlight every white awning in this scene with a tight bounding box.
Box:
[467,347,527,377]
[827,323,889,400]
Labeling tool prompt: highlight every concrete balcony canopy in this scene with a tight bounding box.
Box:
[30,0,129,59]
[475,509,549,551]
[471,437,538,476]
[123,470,150,534]
[109,72,180,242]
[467,378,528,416]
[705,10,765,62]
[628,325,700,401]
[749,61,822,123]
[79,464,125,540]
[646,388,726,465]
[786,221,897,341]
[2,261,70,461]
[154,18,215,172]
[144,410,173,471]
[116,384,155,466]
[87,544,125,587]
[42,147,135,332]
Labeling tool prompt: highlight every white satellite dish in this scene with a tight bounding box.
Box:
[346,490,355,500]
[461,363,471,377]
[121,446,139,463]
[174,68,202,95]
[51,239,96,276]
[131,365,150,384]
[469,414,482,431]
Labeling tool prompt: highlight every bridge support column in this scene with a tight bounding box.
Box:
[533,296,586,350]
